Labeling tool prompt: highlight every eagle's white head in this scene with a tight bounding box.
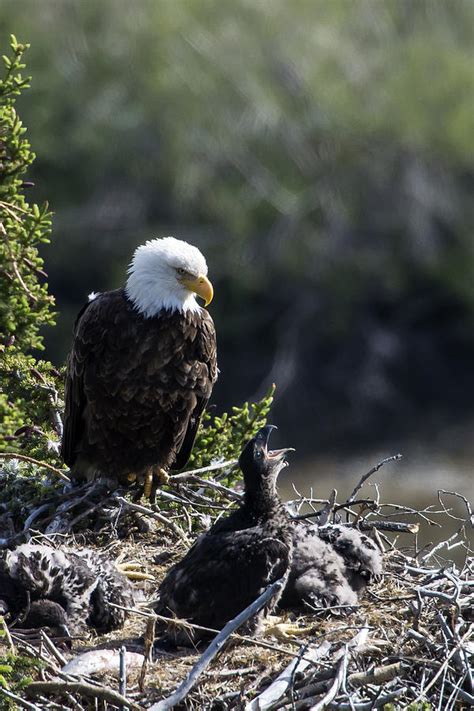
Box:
[125,237,213,317]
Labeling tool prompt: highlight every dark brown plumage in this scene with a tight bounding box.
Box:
[61,237,217,492]
[154,426,293,645]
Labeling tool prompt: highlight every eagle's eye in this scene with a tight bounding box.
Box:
[255,450,263,459]
[176,267,187,276]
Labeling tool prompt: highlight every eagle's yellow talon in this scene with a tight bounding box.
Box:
[156,467,169,485]
[116,561,155,582]
[264,615,316,641]
[144,470,153,499]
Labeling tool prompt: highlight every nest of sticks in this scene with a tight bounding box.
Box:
[0,454,472,710]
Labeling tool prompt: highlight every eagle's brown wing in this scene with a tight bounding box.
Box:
[61,290,217,472]
[60,299,95,467]
[172,308,217,470]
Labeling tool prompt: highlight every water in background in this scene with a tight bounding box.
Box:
[280,435,473,566]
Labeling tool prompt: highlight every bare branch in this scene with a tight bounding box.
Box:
[0,452,70,481]
[346,454,402,505]
[24,680,142,710]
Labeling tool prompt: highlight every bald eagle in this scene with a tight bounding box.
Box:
[0,544,135,636]
[154,426,293,645]
[61,237,218,496]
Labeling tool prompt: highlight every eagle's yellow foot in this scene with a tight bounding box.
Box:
[144,470,153,499]
[263,615,316,641]
[116,559,155,582]
[154,467,169,485]
[143,467,169,499]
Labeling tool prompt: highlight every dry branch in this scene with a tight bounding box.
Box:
[0,452,70,481]
[24,680,142,710]
[246,640,332,710]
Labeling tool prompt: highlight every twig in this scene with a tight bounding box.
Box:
[0,616,14,651]
[0,688,41,710]
[175,474,242,501]
[246,640,332,710]
[325,688,408,710]
[318,489,337,525]
[437,489,474,526]
[24,680,142,710]
[23,504,52,538]
[348,662,403,688]
[409,627,473,707]
[310,650,348,710]
[115,496,190,546]
[149,578,286,711]
[170,459,238,480]
[359,520,419,534]
[39,629,68,667]
[0,452,70,481]
[119,645,127,711]
[346,454,402,505]
[139,615,156,692]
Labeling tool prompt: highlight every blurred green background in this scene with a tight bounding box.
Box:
[1,0,474,485]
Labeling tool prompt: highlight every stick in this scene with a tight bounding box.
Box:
[348,662,403,688]
[40,629,68,667]
[409,627,473,707]
[0,452,70,481]
[0,688,41,710]
[311,650,348,711]
[318,489,337,526]
[0,615,14,652]
[116,497,190,546]
[119,645,127,711]
[175,474,242,501]
[149,578,286,711]
[246,641,332,711]
[325,688,408,710]
[359,520,419,534]
[24,680,142,710]
[346,454,402,504]
[23,504,51,537]
[139,615,156,692]
[170,459,238,480]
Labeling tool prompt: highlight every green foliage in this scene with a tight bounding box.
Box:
[0,37,58,452]
[190,384,275,482]
[0,643,42,710]
[0,35,55,353]
[0,351,63,456]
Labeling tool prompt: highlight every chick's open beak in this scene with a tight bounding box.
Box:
[180,274,214,306]
[255,425,295,461]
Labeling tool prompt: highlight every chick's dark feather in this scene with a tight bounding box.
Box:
[0,544,135,634]
[154,428,293,644]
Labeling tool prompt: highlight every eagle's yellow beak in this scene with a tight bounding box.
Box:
[180,274,214,306]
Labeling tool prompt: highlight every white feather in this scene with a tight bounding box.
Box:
[125,236,208,317]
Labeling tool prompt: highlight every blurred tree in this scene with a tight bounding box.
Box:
[1,0,473,448]
[0,35,54,352]
[0,36,62,456]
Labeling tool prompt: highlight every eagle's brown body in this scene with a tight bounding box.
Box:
[61,288,217,485]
